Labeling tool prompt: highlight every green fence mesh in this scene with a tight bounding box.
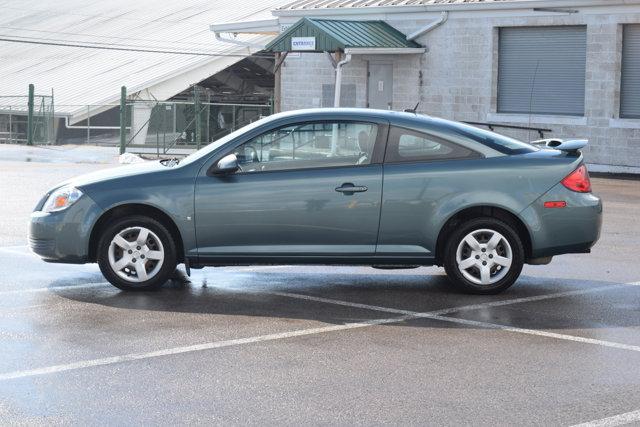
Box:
[0,94,55,144]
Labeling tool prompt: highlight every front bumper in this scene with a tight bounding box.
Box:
[29,195,103,263]
[521,183,603,259]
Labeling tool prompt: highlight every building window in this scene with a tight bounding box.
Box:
[497,26,587,116]
[621,25,640,119]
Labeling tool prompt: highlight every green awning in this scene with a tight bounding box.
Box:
[265,18,422,53]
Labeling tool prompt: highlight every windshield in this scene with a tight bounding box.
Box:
[178,119,268,167]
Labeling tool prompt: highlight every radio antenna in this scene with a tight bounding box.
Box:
[404,102,420,114]
[528,60,541,142]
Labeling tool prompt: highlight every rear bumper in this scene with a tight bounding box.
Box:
[520,183,602,259]
[28,196,103,263]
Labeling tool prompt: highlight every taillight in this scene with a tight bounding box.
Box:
[561,164,591,193]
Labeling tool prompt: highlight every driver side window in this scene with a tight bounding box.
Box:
[230,121,378,173]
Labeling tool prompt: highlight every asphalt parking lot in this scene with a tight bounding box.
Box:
[1,159,640,426]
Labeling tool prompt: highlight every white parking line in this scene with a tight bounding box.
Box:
[0,303,51,313]
[270,280,640,318]
[430,316,640,352]
[571,409,640,427]
[429,281,639,315]
[273,285,640,353]
[0,280,638,381]
[0,267,292,296]
[0,314,414,381]
[0,282,110,296]
[0,245,31,255]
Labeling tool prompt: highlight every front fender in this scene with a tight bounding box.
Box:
[80,171,197,257]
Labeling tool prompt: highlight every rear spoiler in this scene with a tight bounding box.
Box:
[531,138,588,155]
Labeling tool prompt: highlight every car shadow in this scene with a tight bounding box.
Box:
[47,267,640,332]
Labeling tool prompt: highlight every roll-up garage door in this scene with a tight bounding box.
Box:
[621,24,640,118]
[498,26,587,116]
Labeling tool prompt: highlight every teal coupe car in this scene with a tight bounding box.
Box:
[29,108,602,294]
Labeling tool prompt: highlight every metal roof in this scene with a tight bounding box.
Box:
[0,0,287,121]
[266,18,421,52]
[277,0,519,10]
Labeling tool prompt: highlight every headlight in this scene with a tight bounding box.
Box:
[42,185,83,213]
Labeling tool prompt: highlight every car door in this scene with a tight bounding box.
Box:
[194,119,387,262]
[377,125,483,259]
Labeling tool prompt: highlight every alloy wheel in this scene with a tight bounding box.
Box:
[107,226,165,283]
[455,228,513,286]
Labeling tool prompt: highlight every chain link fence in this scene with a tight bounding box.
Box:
[0,93,55,144]
[0,86,272,157]
[122,100,271,156]
[0,101,274,156]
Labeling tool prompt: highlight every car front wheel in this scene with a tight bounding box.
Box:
[97,215,177,291]
[443,217,524,294]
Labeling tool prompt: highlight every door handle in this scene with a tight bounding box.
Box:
[335,183,368,195]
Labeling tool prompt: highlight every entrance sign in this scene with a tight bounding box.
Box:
[291,37,316,51]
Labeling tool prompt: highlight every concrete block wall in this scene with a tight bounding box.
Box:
[281,53,420,111]
[280,9,640,171]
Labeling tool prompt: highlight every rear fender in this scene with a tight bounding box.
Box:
[431,193,534,258]
[520,182,602,257]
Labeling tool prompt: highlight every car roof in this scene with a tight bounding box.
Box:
[264,108,473,135]
[266,107,428,124]
[261,108,531,158]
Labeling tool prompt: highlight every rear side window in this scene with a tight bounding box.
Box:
[443,122,538,155]
[384,126,480,163]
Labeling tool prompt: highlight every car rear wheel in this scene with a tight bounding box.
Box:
[97,215,177,291]
[443,217,524,294]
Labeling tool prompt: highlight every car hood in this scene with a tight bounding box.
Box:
[54,161,167,190]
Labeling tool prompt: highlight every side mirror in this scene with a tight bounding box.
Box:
[212,153,239,175]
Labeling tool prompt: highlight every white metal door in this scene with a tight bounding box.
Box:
[367,63,393,110]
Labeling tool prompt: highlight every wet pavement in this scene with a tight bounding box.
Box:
[1,160,640,425]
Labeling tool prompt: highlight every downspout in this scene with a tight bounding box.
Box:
[333,53,352,107]
[406,11,448,41]
[332,52,352,156]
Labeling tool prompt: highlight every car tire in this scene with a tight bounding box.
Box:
[443,217,524,295]
[97,215,177,291]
